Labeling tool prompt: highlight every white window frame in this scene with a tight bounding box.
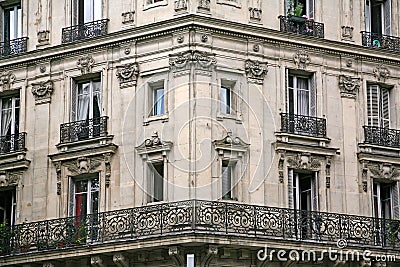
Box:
[367,84,390,128]
[287,71,316,117]
[218,79,239,120]
[286,0,314,18]
[70,175,100,217]
[71,78,102,122]
[222,160,236,200]
[147,160,165,203]
[143,0,168,10]
[0,95,20,137]
[72,0,102,25]
[365,0,391,35]
[289,169,318,211]
[145,79,168,122]
[0,188,16,225]
[2,3,22,41]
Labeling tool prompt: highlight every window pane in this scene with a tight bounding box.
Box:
[153,88,165,115]
[221,86,231,114]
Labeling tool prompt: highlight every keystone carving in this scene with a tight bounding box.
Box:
[169,50,217,71]
[136,132,173,155]
[113,253,129,267]
[286,153,322,171]
[91,256,105,267]
[175,0,187,11]
[245,59,268,84]
[168,246,184,266]
[122,11,135,24]
[67,157,102,175]
[198,0,210,11]
[373,65,390,82]
[31,80,54,104]
[201,245,218,266]
[249,7,262,21]
[0,71,16,92]
[338,75,360,98]
[293,50,311,69]
[368,163,400,181]
[116,63,139,88]
[0,172,19,187]
[77,55,95,75]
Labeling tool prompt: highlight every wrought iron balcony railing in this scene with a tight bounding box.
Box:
[0,37,28,57]
[363,125,400,148]
[361,31,400,53]
[61,19,109,44]
[0,200,399,257]
[0,133,26,154]
[278,16,324,38]
[280,113,327,137]
[60,116,108,143]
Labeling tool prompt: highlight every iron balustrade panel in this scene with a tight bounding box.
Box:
[0,132,26,154]
[2,200,400,257]
[363,126,400,148]
[62,19,109,44]
[361,31,400,53]
[0,37,28,57]
[280,113,326,137]
[60,116,108,143]
[279,16,324,39]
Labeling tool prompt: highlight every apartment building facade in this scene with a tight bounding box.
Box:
[0,0,399,266]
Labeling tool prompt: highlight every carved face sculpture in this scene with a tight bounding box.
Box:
[0,173,8,187]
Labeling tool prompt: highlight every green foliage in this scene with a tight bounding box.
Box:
[293,3,304,17]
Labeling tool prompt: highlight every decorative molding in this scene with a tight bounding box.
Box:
[91,256,105,267]
[201,246,218,267]
[177,34,184,43]
[116,63,139,88]
[169,50,217,74]
[293,50,311,70]
[217,0,241,8]
[0,71,16,92]
[37,30,50,45]
[198,0,210,11]
[136,132,173,156]
[326,157,331,188]
[213,131,250,153]
[373,64,390,82]
[341,26,353,41]
[113,253,129,267]
[278,152,285,183]
[338,75,360,99]
[168,246,184,266]
[249,7,262,21]
[77,55,95,75]
[286,153,322,171]
[104,153,112,187]
[174,0,187,12]
[31,80,54,104]
[43,263,55,267]
[55,161,62,195]
[201,34,208,43]
[0,171,20,187]
[362,166,368,192]
[253,44,260,52]
[368,162,400,181]
[359,259,372,267]
[334,260,347,267]
[67,157,102,175]
[122,11,135,24]
[245,59,268,84]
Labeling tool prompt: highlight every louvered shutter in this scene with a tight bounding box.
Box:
[309,75,316,117]
[311,172,319,211]
[365,0,371,32]
[392,182,399,219]
[71,79,78,121]
[367,85,379,126]
[307,0,314,19]
[288,169,294,209]
[381,87,390,128]
[383,0,391,35]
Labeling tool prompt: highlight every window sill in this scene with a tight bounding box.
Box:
[216,0,241,8]
[217,113,242,123]
[144,114,169,125]
[143,1,168,11]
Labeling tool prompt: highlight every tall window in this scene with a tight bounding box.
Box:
[149,162,164,202]
[220,86,232,115]
[367,85,390,128]
[2,3,22,41]
[70,175,99,217]
[0,95,20,137]
[365,0,391,35]
[373,182,399,219]
[222,160,235,200]
[287,73,315,116]
[0,188,16,225]
[286,0,314,18]
[152,87,165,116]
[289,171,318,212]
[72,0,102,25]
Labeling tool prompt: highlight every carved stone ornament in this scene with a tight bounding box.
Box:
[245,59,268,84]
[198,0,210,11]
[67,157,102,175]
[249,7,262,21]
[213,131,249,153]
[37,30,50,45]
[169,50,217,73]
[113,253,129,267]
[338,75,360,98]
[278,152,285,183]
[341,26,353,41]
[293,50,311,69]
[201,245,218,266]
[168,246,184,267]
[368,163,400,181]
[359,259,372,267]
[286,153,322,171]
[373,64,390,82]
[55,161,62,195]
[0,172,20,187]
[104,153,112,187]
[122,11,135,24]
[174,0,187,11]
[116,63,139,88]
[31,80,54,104]
[0,71,16,92]
[136,132,173,155]
[77,55,95,75]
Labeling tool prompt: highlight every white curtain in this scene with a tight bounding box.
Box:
[155,88,164,115]
[77,84,90,121]
[297,78,309,116]
[1,99,12,136]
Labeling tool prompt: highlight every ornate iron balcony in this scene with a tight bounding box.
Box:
[60,116,108,143]
[0,133,26,154]
[0,37,28,57]
[363,125,400,148]
[0,200,399,257]
[280,113,327,137]
[361,31,400,53]
[61,19,109,44]
[278,16,324,38]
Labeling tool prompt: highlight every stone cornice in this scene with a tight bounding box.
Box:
[1,14,400,70]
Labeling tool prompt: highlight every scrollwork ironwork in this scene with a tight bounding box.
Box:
[280,113,326,137]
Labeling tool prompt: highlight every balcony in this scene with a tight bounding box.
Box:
[280,113,326,138]
[0,200,398,257]
[61,19,109,44]
[60,116,108,144]
[0,37,28,57]
[361,31,400,53]
[363,126,400,148]
[278,16,324,38]
[0,133,26,154]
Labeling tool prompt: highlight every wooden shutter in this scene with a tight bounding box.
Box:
[381,87,390,128]
[288,169,294,209]
[309,74,316,117]
[392,182,399,219]
[311,172,319,211]
[71,79,78,121]
[383,0,391,35]
[367,85,380,126]
[307,0,314,19]
[365,0,371,32]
